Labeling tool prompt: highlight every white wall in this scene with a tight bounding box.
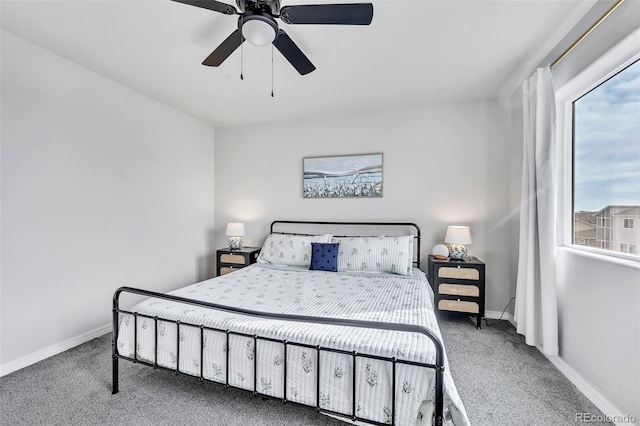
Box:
[214,100,513,313]
[507,0,640,420]
[0,32,216,371]
[556,250,640,420]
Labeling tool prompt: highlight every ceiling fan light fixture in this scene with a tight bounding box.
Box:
[242,15,278,47]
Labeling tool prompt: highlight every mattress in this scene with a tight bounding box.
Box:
[116,264,469,426]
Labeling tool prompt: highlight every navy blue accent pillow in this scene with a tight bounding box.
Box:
[309,243,339,272]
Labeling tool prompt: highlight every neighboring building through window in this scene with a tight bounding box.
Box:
[579,205,640,256]
[573,211,597,248]
[572,59,640,258]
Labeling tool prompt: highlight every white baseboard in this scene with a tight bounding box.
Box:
[541,351,630,426]
[484,309,516,327]
[0,323,111,377]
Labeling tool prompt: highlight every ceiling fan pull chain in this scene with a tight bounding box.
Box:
[240,45,244,80]
[240,17,244,80]
[271,45,274,97]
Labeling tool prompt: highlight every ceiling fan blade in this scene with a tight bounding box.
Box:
[272,30,316,75]
[280,3,373,25]
[202,29,245,66]
[171,0,237,15]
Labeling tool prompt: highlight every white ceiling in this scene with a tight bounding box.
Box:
[1,0,597,127]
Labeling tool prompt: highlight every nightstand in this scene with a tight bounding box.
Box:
[427,255,486,329]
[216,247,261,276]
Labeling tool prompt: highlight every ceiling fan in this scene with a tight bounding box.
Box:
[171,0,374,75]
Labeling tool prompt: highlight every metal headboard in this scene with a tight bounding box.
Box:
[269,220,422,269]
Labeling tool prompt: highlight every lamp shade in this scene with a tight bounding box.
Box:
[444,226,472,245]
[225,222,246,237]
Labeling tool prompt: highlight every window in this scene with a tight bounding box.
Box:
[571,59,640,258]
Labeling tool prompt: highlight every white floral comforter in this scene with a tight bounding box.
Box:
[117,264,469,426]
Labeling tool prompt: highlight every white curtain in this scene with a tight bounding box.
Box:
[515,66,559,356]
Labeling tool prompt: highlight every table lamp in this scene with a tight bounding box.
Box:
[225,222,245,250]
[444,226,471,259]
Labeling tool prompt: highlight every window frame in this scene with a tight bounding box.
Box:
[556,29,640,264]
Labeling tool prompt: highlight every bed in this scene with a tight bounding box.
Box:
[112,221,469,426]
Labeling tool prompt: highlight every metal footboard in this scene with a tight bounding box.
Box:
[112,286,445,426]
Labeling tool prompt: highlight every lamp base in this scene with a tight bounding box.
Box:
[228,237,243,250]
[448,244,467,259]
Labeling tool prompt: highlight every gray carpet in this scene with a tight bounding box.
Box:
[438,315,611,426]
[0,317,611,426]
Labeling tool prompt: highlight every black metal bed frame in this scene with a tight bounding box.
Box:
[112,221,444,426]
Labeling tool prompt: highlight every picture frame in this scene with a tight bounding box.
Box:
[303,153,383,198]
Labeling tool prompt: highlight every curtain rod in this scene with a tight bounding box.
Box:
[550,0,625,69]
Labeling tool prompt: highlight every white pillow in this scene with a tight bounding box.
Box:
[257,233,333,267]
[334,235,414,276]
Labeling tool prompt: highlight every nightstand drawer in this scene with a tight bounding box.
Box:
[438,299,479,314]
[438,283,480,297]
[438,266,480,280]
[219,266,239,276]
[220,253,247,264]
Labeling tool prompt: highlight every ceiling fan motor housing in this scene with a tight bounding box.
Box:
[236,0,280,15]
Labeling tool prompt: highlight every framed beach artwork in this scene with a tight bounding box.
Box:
[303,153,383,198]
